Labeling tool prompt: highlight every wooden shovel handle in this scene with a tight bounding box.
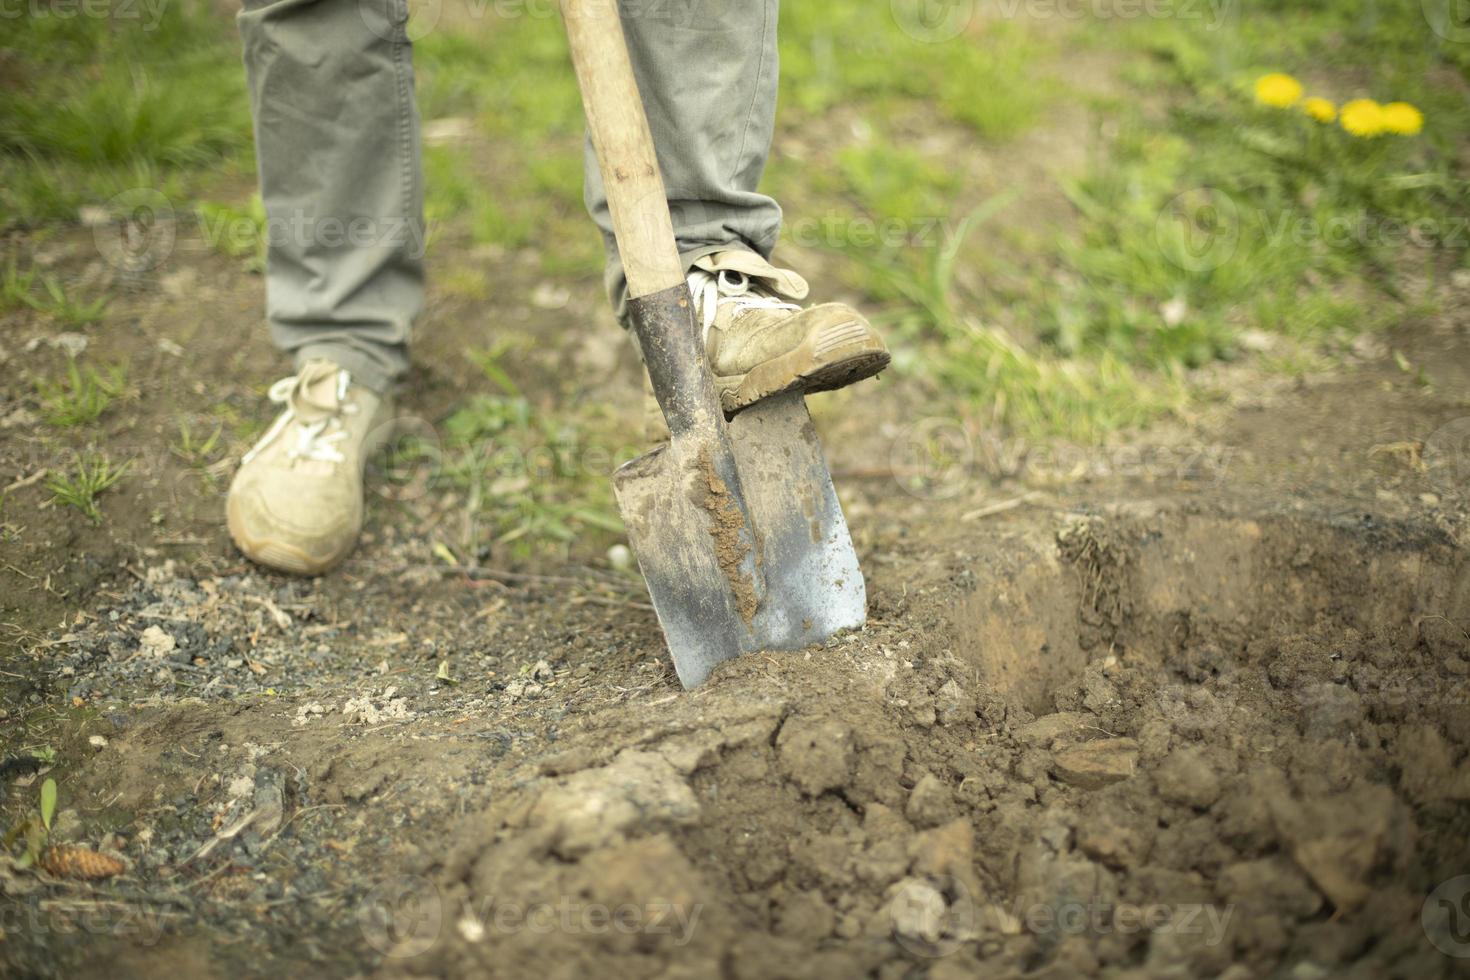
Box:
[562,0,684,299]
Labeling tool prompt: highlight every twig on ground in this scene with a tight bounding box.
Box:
[3,468,49,493]
[242,594,292,630]
[961,491,1041,522]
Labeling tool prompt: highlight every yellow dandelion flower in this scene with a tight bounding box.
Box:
[1381,101,1424,135]
[1301,97,1336,123]
[1255,73,1304,108]
[1339,98,1385,138]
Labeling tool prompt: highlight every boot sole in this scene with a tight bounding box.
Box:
[716,318,891,417]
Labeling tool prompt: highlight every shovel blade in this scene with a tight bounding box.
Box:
[615,392,865,688]
[726,391,867,648]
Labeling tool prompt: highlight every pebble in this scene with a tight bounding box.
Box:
[905,773,957,828]
[1153,746,1222,810]
[1050,738,1140,789]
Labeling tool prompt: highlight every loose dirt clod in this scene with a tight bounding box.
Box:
[1153,746,1222,810]
[1051,737,1139,788]
[776,716,856,797]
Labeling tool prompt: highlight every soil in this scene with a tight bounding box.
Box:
[3,249,1468,976]
[692,442,760,626]
[4,38,1470,980]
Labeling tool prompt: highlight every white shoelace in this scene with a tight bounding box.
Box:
[241,370,359,466]
[687,268,800,344]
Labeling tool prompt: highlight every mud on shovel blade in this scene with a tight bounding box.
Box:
[725,391,866,652]
[611,286,766,689]
[615,381,869,688]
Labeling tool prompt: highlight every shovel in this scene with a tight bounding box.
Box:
[563,0,866,688]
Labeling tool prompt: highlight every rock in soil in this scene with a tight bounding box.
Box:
[1051,737,1140,789]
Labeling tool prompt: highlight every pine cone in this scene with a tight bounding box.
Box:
[39,845,126,880]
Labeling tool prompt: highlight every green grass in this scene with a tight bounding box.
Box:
[170,418,225,466]
[170,417,229,490]
[413,12,602,273]
[856,199,1185,441]
[35,358,126,428]
[0,257,41,313]
[775,0,1468,435]
[47,454,128,525]
[432,394,626,558]
[3,0,1466,450]
[385,347,626,560]
[2,258,107,325]
[196,195,268,272]
[1026,3,1469,376]
[0,1,250,226]
[778,5,1054,139]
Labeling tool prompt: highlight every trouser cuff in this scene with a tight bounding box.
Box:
[294,344,399,396]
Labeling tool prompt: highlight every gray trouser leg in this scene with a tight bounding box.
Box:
[238,0,424,394]
[584,0,783,325]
